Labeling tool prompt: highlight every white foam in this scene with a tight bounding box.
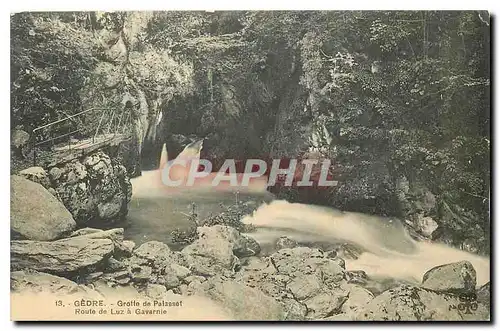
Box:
[242,200,490,286]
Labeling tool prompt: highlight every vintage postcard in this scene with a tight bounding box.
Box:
[10,10,490,321]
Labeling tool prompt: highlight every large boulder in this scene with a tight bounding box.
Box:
[270,247,345,281]
[199,225,261,258]
[355,285,489,321]
[191,276,285,320]
[101,240,191,288]
[133,240,172,263]
[275,236,298,250]
[181,225,260,277]
[182,230,240,277]
[18,167,52,189]
[11,237,114,275]
[10,270,105,320]
[49,151,132,227]
[340,284,375,314]
[11,270,101,297]
[323,284,375,321]
[10,175,76,241]
[236,247,347,320]
[421,260,476,294]
[415,214,439,238]
[11,269,231,321]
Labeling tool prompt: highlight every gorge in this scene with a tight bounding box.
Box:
[10,11,490,321]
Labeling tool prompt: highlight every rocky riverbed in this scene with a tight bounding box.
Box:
[10,222,491,321]
[10,154,490,321]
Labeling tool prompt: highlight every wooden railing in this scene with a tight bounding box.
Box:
[31,107,132,165]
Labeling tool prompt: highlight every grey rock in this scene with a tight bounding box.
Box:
[241,256,273,272]
[115,277,132,285]
[286,273,322,301]
[114,239,136,259]
[234,234,261,258]
[184,275,206,284]
[281,297,307,320]
[48,167,63,181]
[69,227,103,237]
[162,273,181,290]
[340,284,374,314]
[237,246,347,320]
[11,270,101,298]
[60,228,124,245]
[11,129,30,149]
[11,237,113,274]
[182,227,240,276]
[303,290,348,319]
[11,175,76,241]
[270,247,345,278]
[178,284,189,295]
[104,270,130,281]
[121,240,136,254]
[145,284,168,299]
[18,167,52,189]
[83,271,104,283]
[356,285,489,321]
[194,276,285,320]
[477,282,490,306]
[199,225,261,258]
[170,263,191,280]
[106,257,126,271]
[51,151,132,226]
[134,241,171,264]
[130,265,152,282]
[415,214,439,238]
[46,187,59,199]
[345,270,369,285]
[422,260,476,294]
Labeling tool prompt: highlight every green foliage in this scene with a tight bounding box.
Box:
[11,12,99,132]
[154,11,489,252]
[295,11,489,251]
[199,201,257,233]
[170,226,198,247]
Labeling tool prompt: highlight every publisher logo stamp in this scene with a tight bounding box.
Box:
[454,293,478,315]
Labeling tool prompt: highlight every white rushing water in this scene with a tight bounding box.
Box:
[241,200,490,286]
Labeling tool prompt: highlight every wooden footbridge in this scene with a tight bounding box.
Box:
[31,107,133,167]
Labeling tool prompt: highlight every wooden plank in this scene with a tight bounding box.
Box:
[36,134,130,168]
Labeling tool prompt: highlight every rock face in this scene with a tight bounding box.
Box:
[100,240,193,289]
[18,167,52,189]
[236,247,348,320]
[11,270,101,298]
[11,129,30,149]
[11,237,114,275]
[191,276,285,320]
[421,260,476,294]
[201,225,261,258]
[415,215,439,238]
[8,218,491,321]
[181,225,260,277]
[275,236,298,250]
[10,175,76,241]
[48,151,132,226]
